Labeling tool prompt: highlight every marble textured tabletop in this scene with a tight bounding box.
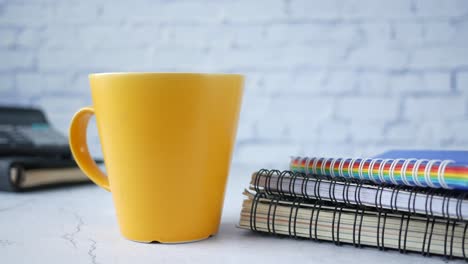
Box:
[0,166,464,264]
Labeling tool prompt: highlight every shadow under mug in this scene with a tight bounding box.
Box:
[69,72,244,243]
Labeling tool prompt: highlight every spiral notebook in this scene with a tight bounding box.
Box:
[290,150,468,190]
[239,191,468,259]
[250,169,468,221]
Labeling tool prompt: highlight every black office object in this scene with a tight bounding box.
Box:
[0,106,99,192]
[0,106,71,157]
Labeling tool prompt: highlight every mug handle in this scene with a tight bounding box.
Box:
[69,107,110,191]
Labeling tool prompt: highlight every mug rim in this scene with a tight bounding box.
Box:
[89,72,243,78]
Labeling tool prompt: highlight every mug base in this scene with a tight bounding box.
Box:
[125,233,216,244]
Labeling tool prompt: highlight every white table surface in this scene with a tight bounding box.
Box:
[0,165,464,264]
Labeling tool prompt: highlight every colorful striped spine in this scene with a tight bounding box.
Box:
[290,156,468,190]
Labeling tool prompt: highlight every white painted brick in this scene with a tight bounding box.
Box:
[167,25,265,49]
[16,29,42,48]
[41,26,81,49]
[404,96,465,120]
[243,73,268,96]
[449,123,468,143]
[317,121,350,142]
[343,46,409,70]
[424,73,452,92]
[0,28,16,48]
[289,0,342,19]
[457,71,468,94]
[414,0,468,17]
[385,122,420,142]
[283,45,348,68]
[0,3,54,26]
[358,23,392,46]
[277,71,357,95]
[38,48,153,71]
[15,73,43,97]
[235,121,255,142]
[1,0,468,166]
[349,120,386,142]
[391,22,424,47]
[300,142,355,157]
[0,51,35,71]
[257,96,335,141]
[234,142,300,168]
[219,0,285,22]
[408,47,468,69]
[423,22,457,45]
[385,119,452,145]
[355,72,390,96]
[415,121,454,145]
[341,0,414,19]
[0,75,14,93]
[100,1,225,23]
[266,23,359,46]
[78,25,161,50]
[52,2,100,23]
[238,95,270,125]
[152,48,208,71]
[388,72,451,94]
[267,96,335,123]
[35,96,86,134]
[336,97,400,121]
[69,74,93,97]
[16,73,70,96]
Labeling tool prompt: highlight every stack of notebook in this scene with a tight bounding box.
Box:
[238,150,468,260]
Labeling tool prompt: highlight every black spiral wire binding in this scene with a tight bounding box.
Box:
[288,171,301,199]
[425,188,436,218]
[253,169,267,193]
[376,211,383,250]
[301,173,311,200]
[313,201,323,241]
[449,220,456,260]
[457,192,466,221]
[274,170,288,196]
[352,208,359,247]
[250,192,266,232]
[407,186,416,214]
[421,216,431,256]
[354,180,365,208]
[309,200,319,241]
[381,212,387,251]
[270,198,281,236]
[441,189,451,220]
[342,177,353,206]
[374,183,386,212]
[398,214,411,254]
[292,198,303,239]
[357,207,365,248]
[264,169,276,196]
[278,170,292,197]
[266,196,276,234]
[376,211,388,251]
[329,176,339,204]
[331,204,343,246]
[443,219,451,259]
[313,175,323,202]
[288,199,302,238]
[463,222,467,260]
[423,217,436,257]
[335,205,343,246]
[389,184,402,213]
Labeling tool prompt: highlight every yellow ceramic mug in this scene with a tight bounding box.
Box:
[69,73,243,243]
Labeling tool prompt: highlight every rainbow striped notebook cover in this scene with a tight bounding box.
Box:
[290,150,468,191]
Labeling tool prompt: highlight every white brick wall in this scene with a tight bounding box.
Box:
[0,0,467,169]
